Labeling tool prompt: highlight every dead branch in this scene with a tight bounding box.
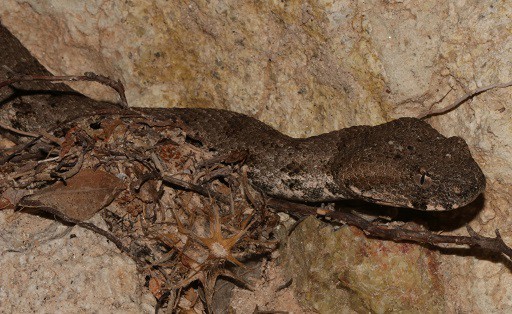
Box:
[419,80,512,119]
[266,198,512,261]
[17,201,143,267]
[160,173,230,204]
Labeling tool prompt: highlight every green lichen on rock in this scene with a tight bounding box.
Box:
[285,216,445,313]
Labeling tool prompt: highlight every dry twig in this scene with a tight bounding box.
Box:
[419,79,512,119]
[267,198,512,261]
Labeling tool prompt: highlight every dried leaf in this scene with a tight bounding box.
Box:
[0,137,16,149]
[19,169,124,221]
[149,276,164,299]
[148,270,169,299]
[0,196,13,210]
[2,188,31,208]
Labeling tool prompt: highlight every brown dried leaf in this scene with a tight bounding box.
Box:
[149,276,165,299]
[19,169,124,221]
[0,137,16,149]
[1,188,31,208]
[148,269,171,299]
[0,196,13,210]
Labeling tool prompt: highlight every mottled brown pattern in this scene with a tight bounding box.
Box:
[137,108,486,210]
[0,23,486,212]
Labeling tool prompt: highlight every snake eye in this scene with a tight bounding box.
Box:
[415,168,432,188]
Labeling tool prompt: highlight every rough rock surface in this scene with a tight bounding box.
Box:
[1,1,511,313]
[286,216,445,313]
[0,211,155,313]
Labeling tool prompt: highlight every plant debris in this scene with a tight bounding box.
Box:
[0,96,279,312]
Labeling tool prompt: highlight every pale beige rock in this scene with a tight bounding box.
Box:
[1,0,511,313]
[0,210,154,313]
[229,259,311,314]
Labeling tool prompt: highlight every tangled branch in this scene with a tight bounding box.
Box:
[266,198,512,261]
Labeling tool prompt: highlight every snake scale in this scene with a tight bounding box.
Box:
[137,107,486,211]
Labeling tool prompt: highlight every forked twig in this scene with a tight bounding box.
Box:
[266,198,512,261]
[419,80,512,119]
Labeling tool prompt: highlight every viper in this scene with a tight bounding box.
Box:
[136,107,486,211]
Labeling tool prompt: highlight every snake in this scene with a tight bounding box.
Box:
[0,23,487,212]
[136,107,486,211]
[1,92,486,211]
[2,95,485,211]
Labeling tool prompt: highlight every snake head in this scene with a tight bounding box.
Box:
[334,118,486,211]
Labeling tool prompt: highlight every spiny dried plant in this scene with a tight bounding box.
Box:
[153,196,269,312]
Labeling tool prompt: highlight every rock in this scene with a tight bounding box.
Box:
[286,216,445,313]
[1,1,511,312]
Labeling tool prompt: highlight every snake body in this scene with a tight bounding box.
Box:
[139,108,486,211]
[0,23,485,212]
